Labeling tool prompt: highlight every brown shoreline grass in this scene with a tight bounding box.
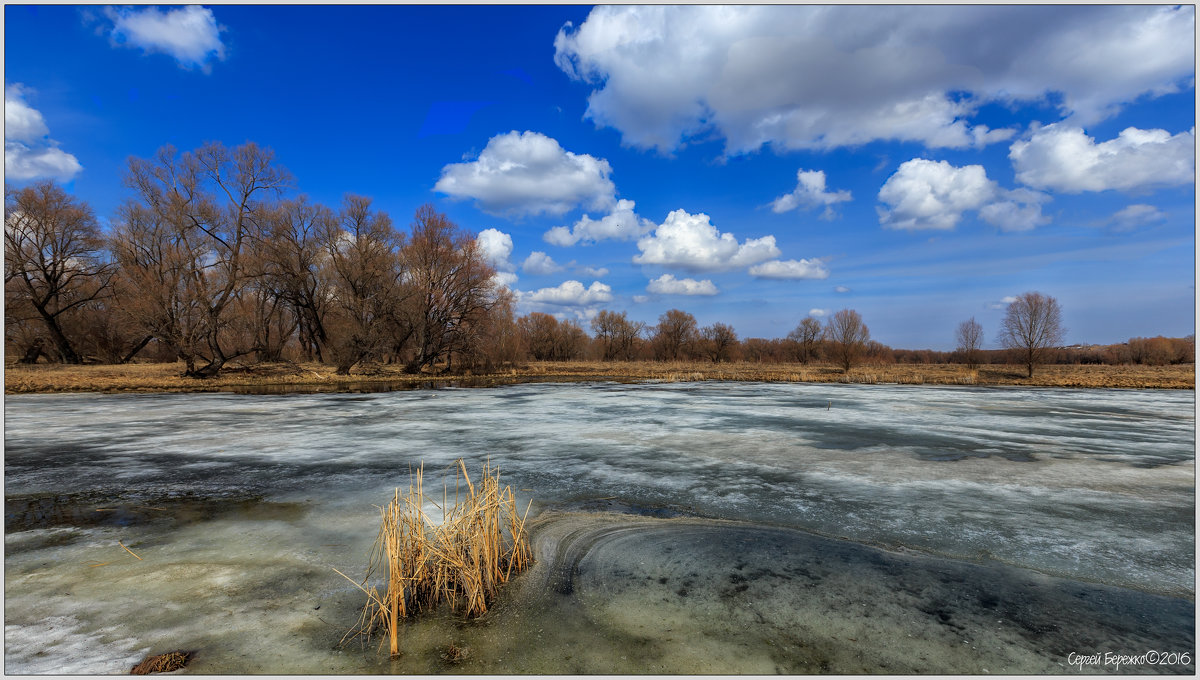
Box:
[4,359,1193,392]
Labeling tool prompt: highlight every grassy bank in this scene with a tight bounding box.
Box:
[4,359,1194,393]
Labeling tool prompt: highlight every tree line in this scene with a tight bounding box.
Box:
[5,142,1193,379]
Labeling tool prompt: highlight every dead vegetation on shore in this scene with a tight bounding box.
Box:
[3,359,1194,393]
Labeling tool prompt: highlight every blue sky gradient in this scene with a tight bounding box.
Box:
[5,5,1194,349]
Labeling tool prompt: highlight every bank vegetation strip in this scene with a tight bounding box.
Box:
[5,360,1193,393]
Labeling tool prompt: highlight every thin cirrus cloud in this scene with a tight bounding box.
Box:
[4,84,82,182]
[102,5,226,70]
[633,208,780,272]
[1108,204,1168,232]
[553,5,1193,155]
[1009,124,1195,193]
[748,258,830,280]
[646,274,719,296]
[771,169,851,219]
[435,130,616,217]
[876,158,1049,232]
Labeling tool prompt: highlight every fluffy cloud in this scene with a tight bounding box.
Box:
[877,159,1050,232]
[877,159,997,230]
[1108,204,1168,232]
[1009,125,1195,193]
[554,6,1193,154]
[748,259,830,280]
[634,209,780,272]
[476,228,518,290]
[646,274,719,296]
[809,308,830,317]
[544,198,655,246]
[522,251,564,275]
[103,6,225,70]
[435,130,616,217]
[4,84,82,182]
[476,228,515,271]
[977,188,1052,232]
[771,169,852,218]
[834,285,850,293]
[523,280,613,306]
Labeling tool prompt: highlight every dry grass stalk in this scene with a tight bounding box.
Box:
[338,460,532,657]
[130,650,191,674]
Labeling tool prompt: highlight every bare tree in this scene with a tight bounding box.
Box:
[320,194,405,374]
[786,316,823,364]
[652,308,699,361]
[5,182,114,363]
[400,204,499,374]
[259,196,335,362]
[117,142,291,377]
[955,317,984,369]
[591,309,645,361]
[824,309,870,372]
[999,291,1065,377]
[700,322,739,363]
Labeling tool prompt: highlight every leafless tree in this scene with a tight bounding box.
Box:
[824,309,870,372]
[591,309,645,361]
[5,182,114,363]
[400,204,499,374]
[116,142,291,377]
[320,194,405,374]
[517,312,587,361]
[955,317,984,369]
[786,316,823,364]
[652,308,699,361]
[998,291,1065,378]
[700,322,739,363]
[259,196,335,362]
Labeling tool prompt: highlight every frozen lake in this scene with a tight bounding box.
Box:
[5,381,1195,673]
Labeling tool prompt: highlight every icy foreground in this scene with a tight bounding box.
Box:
[5,382,1195,673]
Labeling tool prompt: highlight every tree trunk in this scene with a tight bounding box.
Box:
[35,306,82,364]
[185,356,226,379]
[18,339,45,364]
[120,336,154,364]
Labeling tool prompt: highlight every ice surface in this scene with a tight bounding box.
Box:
[4,381,1194,673]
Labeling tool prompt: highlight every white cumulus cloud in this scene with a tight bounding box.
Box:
[544,198,655,246]
[771,169,852,218]
[876,159,1051,232]
[809,308,830,317]
[435,130,616,217]
[1009,124,1195,193]
[834,285,850,293]
[523,280,613,306]
[634,209,780,272]
[4,84,82,182]
[877,159,997,230]
[522,251,564,275]
[749,259,830,280]
[476,228,515,271]
[104,5,225,70]
[554,5,1193,154]
[646,274,719,296]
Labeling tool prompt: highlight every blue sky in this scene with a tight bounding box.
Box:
[5,5,1195,350]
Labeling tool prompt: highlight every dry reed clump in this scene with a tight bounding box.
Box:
[337,460,533,658]
[130,650,191,674]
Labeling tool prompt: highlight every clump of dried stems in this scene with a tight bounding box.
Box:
[337,459,533,657]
